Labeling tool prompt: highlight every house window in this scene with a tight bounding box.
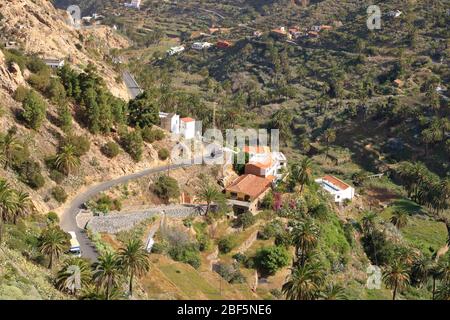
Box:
[244,195,251,202]
[230,192,238,199]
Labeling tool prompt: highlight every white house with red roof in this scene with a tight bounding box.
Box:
[180,117,196,139]
[315,175,355,203]
[242,146,287,182]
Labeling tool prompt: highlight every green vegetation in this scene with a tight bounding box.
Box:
[152,175,180,203]
[51,186,68,204]
[120,130,143,161]
[21,90,47,130]
[254,245,290,276]
[101,141,121,158]
[158,147,170,160]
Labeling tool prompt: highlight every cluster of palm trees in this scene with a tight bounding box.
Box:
[0,178,32,243]
[281,201,347,300]
[382,252,450,300]
[421,117,450,157]
[397,161,450,216]
[361,210,450,300]
[55,239,150,299]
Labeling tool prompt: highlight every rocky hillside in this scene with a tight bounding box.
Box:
[0,0,130,99]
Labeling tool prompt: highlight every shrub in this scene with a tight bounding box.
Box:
[27,69,51,93]
[89,194,122,213]
[197,234,211,252]
[260,191,274,209]
[168,243,201,269]
[57,104,72,132]
[235,211,256,230]
[218,236,235,254]
[215,263,245,283]
[46,78,66,104]
[232,253,247,263]
[142,127,156,143]
[46,211,59,225]
[158,148,170,160]
[152,175,180,202]
[13,86,30,102]
[16,160,45,189]
[21,90,47,130]
[51,186,68,203]
[274,231,292,248]
[101,141,120,158]
[151,242,168,254]
[121,130,143,161]
[254,246,290,275]
[258,220,284,240]
[49,169,65,184]
[63,134,90,156]
[26,56,48,74]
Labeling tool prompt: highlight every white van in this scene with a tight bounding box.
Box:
[68,231,81,257]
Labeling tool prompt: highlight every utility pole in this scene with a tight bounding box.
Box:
[212,102,216,129]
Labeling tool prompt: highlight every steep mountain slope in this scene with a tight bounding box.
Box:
[0,0,130,99]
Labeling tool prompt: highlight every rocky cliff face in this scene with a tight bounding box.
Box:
[0,50,26,93]
[0,0,130,99]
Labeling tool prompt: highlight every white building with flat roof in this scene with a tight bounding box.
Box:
[192,42,212,50]
[167,46,185,56]
[159,112,180,134]
[124,0,141,9]
[43,58,65,69]
[180,117,196,139]
[315,175,355,203]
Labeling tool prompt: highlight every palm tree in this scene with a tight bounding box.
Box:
[0,148,5,168]
[197,182,224,216]
[435,282,450,300]
[0,179,17,243]
[432,256,450,299]
[320,283,347,300]
[322,128,336,160]
[55,144,80,175]
[382,259,410,300]
[291,219,320,266]
[38,227,70,269]
[56,258,92,295]
[411,256,432,288]
[361,211,377,235]
[390,209,408,229]
[93,251,122,300]
[12,190,32,224]
[0,128,22,169]
[282,262,325,300]
[290,158,313,194]
[117,239,150,297]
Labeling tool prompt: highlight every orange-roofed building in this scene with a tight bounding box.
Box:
[319,25,333,31]
[245,151,287,181]
[217,40,232,49]
[225,174,274,213]
[315,175,355,203]
[270,27,292,40]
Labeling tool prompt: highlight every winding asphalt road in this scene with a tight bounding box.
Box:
[60,155,214,261]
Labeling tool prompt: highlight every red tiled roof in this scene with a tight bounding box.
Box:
[181,117,195,122]
[226,174,272,198]
[322,175,350,190]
